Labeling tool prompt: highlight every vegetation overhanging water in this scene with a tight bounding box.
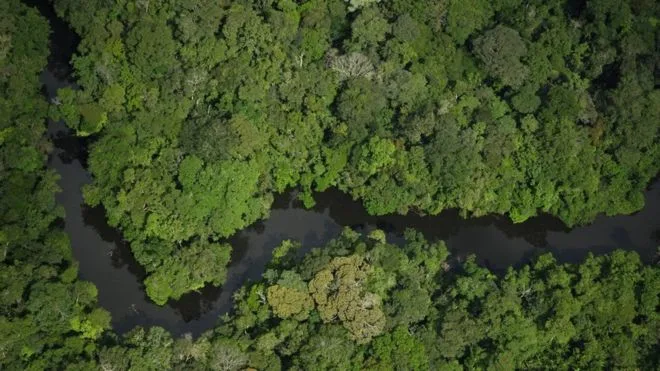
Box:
[3,0,659,369]
[34,0,659,336]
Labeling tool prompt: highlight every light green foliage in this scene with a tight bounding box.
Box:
[55,0,660,302]
[445,0,493,44]
[346,0,381,12]
[368,326,429,370]
[367,229,386,243]
[77,103,107,135]
[98,327,174,371]
[309,255,386,343]
[206,339,249,371]
[3,0,659,360]
[145,241,232,305]
[70,308,111,339]
[271,239,301,265]
[201,230,659,370]
[207,228,453,369]
[267,284,314,319]
[355,137,396,177]
[347,7,389,50]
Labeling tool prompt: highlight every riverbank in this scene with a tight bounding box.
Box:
[33,0,659,337]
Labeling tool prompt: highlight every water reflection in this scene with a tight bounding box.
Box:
[308,189,573,249]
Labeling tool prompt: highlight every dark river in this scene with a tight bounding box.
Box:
[34,1,659,337]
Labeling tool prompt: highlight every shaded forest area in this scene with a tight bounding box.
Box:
[0,0,658,369]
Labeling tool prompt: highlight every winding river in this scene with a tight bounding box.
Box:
[34,1,659,337]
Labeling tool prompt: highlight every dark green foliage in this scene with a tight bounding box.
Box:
[4,0,659,368]
[0,2,110,368]
[445,0,493,44]
[53,0,659,302]
[92,230,656,370]
[473,25,528,87]
[252,231,660,370]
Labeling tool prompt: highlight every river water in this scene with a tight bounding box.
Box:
[34,1,659,337]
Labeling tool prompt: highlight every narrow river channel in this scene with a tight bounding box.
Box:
[34,0,659,337]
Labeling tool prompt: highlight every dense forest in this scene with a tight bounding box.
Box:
[1,0,112,367]
[50,0,660,302]
[1,0,659,369]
